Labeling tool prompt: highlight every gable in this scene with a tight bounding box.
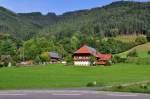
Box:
[74,45,97,56]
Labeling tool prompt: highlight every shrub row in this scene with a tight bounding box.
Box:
[126,57,150,65]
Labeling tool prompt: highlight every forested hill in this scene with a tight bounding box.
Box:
[19,12,58,27]
[0,1,150,40]
[40,1,150,40]
[0,7,58,40]
[0,7,38,40]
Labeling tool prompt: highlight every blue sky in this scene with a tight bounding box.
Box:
[0,0,150,15]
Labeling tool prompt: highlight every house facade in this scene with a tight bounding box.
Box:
[73,45,112,66]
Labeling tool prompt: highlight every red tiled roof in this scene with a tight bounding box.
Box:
[96,53,112,60]
[74,45,97,56]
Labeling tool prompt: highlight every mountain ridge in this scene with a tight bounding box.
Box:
[0,1,150,40]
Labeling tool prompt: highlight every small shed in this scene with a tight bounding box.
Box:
[48,52,61,62]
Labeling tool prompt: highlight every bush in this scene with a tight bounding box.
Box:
[11,60,16,66]
[65,55,73,64]
[126,57,150,64]
[0,55,13,67]
[146,29,150,42]
[40,52,50,62]
[116,85,124,89]
[140,84,148,89]
[112,55,127,63]
[105,60,112,66]
[135,36,147,45]
[127,50,138,57]
[86,81,97,87]
[148,50,150,55]
[34,56,41,63]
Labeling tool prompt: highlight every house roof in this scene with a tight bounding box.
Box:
[48,52,60,59]
[96,53,112,60]
[74,45,112,61]
[74,45,97,56]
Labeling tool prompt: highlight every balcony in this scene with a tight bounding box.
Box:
[74,56,90,61]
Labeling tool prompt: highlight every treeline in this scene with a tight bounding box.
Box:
[1,33,149,66]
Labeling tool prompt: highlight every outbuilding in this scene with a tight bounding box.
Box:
[48,52,61,63]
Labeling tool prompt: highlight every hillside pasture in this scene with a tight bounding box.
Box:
[117,42,150,58]
[112,34,145,43]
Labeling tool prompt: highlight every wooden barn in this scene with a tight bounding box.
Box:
[48,52,61,63]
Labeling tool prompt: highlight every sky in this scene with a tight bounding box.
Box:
[0,0,150,15]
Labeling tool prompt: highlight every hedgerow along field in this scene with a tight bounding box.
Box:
[103,81,150,93]
[0,63,150,89]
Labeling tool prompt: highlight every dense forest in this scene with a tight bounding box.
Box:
[40,1,150,39]
[0,1,150,40]
[1,1,150,65]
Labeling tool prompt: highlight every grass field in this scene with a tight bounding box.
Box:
[0,63,150,89]
[117,42,150,58]
[112,34,145,43]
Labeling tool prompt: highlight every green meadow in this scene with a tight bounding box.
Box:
[0,63,150,89]
[117,42,150,58]
[112,35,145,43]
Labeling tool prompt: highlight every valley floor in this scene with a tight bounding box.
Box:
[0,63,150,89]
